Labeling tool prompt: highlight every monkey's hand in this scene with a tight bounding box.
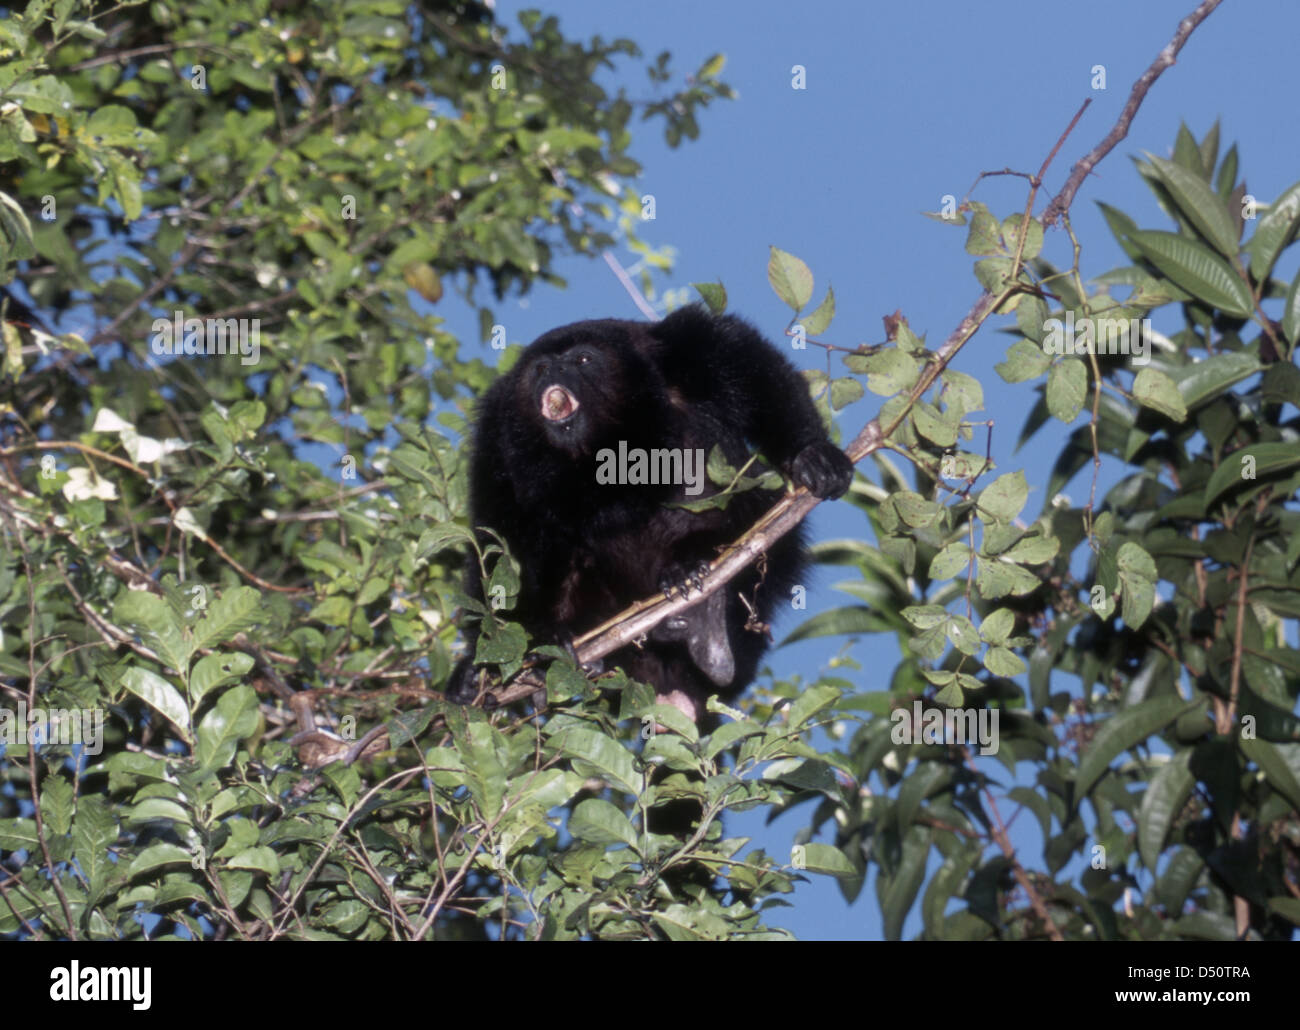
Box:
[447,630,602,708]
[790,441,854,500]
[535,629,604,678]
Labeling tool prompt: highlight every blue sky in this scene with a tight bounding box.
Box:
[440,1,1300,939]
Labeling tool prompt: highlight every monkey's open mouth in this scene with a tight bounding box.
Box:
[541,384,580,422]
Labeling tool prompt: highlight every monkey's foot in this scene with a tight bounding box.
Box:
[658,560,711,601]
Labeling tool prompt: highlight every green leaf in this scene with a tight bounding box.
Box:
[929,542,971,580]
[922,846,979,938]
[979,608,1016,644]
[897,761,950,829]
[1138,749,1193,871]
[698,53,726,79]
[1268,898,1300,927]
[456,720,508,818]
[113,591,189,677]
[964,206,1001,256]
[1117,541,1157,629]
[0,192,36,262]
[1046,357,1086,423]
[634,702,695,746]
[1157,846,1205,914]
[128,843,195,878]
[1001,213,1043,259]
[786,684,841,731]
[72,798,117,895]
[568,798,639,848]
[1203,442,1300,509]
[995,339,1051,383]
[226,846,280,876]
[797,842,857,877]
[651,904,731,941]
[973,256,1019,293]
[1132,367,1187,422]
[828,375,863,411]
[66,19,107,41]
[702,719,764,761]
[127,797,191,825]
[1178,354,1264,418]
[1075,695,1202,804]
[801,285,836,335]
[508,768,583,811]
[121,667,191,743]
[977,471,1028,524]
[1172,911,1236,941]
[1198,122,1220,179]
[1247,180,1300,281]
[195,684,260,770]
[984,646,1026,676]
[1096,202,1143,261]
[767,246,813,310]
[1008,786,1053,841]
[878,825,929,940]
[86,104,152,147]
[1283,267,1300,345]
[1171,123,1206,178]
[912,402,958,447]
[190,585,262,653]
[851,347,919,396]
[1001,535,1059,564]
[0,818,38,851]
[975,557,1042,599]
[548,724,642,797]
[1127,230,1254,317]
[39,775,73,835]
[3,74,74,114]
[417,522,476,559]
[691,281,727,314]
[892,491,944,528]
[1016,294,1050,342]
[940,369,984,419]
[1239,737,1300,813]
[1146,155,1241,258]
[1216,144,1240,197]
[102,151,142,221]
[322,763,362,807]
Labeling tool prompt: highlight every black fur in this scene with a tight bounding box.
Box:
[447,305,853,716]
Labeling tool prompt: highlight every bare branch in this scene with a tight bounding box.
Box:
[1043,0,1224,225]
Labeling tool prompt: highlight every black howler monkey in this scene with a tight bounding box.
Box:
[448,305,854,719]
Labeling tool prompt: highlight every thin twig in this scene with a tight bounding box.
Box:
[1043,0,1224,225]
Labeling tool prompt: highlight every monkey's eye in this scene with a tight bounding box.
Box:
[577,353,591,365]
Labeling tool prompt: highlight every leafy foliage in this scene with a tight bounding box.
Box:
[0,0,826,941]
[805,122,1300,940]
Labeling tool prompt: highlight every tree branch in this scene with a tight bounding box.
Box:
[1043,0,1224,226]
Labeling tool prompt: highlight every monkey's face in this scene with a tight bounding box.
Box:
[519,340,629,457]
